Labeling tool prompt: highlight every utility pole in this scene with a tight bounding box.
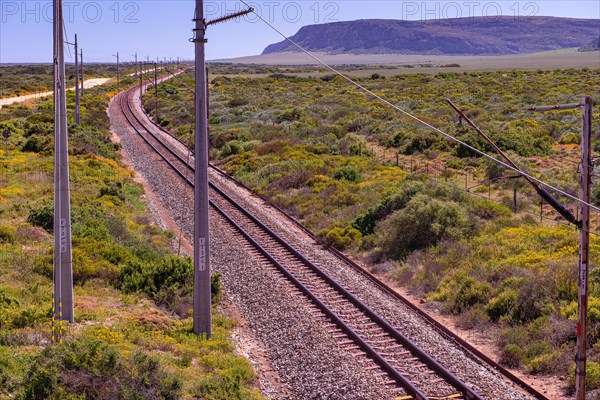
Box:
[80,49,84,97]
[191,0,253,338]
[520,98,593,400]
[576,96,593,400]
[70,34,80,125]
[193,0,212,337]
[139,62,142,98]
[53,0,74,330]
[154,62,158,122]
[113,52,120,92]
[134,53,138,77]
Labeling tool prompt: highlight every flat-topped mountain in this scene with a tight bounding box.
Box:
[262,17,600,56]
[579,37,600,51]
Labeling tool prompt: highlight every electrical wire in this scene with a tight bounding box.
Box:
[163,65,196,96]
[237,0,599,213]
[63,22,72,59]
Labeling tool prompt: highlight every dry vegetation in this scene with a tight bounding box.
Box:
[0,65,261,400]
[146,65,600,392]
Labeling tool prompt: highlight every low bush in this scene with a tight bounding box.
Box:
[0,225,16,243]
[377,195,475,259]
[27,204,54,233]
[22,337,182,400]
[430,272,492,314]
[317,226,362,250]
[332,166,361,182]
[500,344,524,368]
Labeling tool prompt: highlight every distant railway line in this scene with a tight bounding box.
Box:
[115,79,549,400]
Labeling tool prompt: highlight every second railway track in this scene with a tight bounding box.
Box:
[115,81,549,400]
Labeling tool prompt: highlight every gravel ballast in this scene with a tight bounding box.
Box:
[108,83,539,399]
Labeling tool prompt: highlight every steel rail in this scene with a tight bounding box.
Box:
[117,84,488,399]
[210,162,550,400]
[128,75,550,400]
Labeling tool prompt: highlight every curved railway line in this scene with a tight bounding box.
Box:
[116,80,550,400]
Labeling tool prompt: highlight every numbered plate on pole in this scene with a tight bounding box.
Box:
[2,130,9,139]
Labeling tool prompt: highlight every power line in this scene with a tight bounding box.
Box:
[237,0,598,213]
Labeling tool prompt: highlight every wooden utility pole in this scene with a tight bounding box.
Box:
[53,0,74,329]
[519,97,593,399]
[576,96,593,400]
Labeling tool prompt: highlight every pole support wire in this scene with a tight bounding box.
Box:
[237,0,599,213]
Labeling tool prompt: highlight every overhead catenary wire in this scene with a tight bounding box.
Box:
[237,0,598,213]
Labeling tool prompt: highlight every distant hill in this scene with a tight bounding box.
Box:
[263,17,600,56]
[579,37,600,52]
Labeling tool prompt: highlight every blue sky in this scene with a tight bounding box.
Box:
[1,1,599,63]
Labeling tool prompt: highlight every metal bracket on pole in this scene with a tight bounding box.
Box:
[206,8,253,26]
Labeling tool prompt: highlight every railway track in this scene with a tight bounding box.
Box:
[116,81,548,400]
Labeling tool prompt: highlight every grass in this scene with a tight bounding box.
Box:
[146,64,600,391]
[0,64,262,400]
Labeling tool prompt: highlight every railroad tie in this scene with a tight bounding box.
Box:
[372,332,390,338]
[371,338,397,345]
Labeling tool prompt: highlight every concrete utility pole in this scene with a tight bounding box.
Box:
[193,0,212,337]
[190,0,252,338]
[113,52,120,92]
[576,96,593,400]
[53,0,74,328]
[139,62,143,98]
[154,62,158,122]
[73,34,80,125]
[134,53,138,77]
[80,49,84,97]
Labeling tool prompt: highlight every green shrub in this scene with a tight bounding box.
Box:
[526,352,558,374]
[558,132,580,145]
[0,346,17,391]
[500,344,524,368]
[332,166,361,182]
[570,361,600,390]
[121,257,220,306]
[211,273,222,305]
[471,199,511,220]
[193,360,255,400]
[486,288,519,322]
[27,205,54,233]
[0,225,16,243]
[22,136,47,153]
[352,181,425,235]
[431,272,492,314]
[317,226,362,250]
[22,338,182,400]
[227,97,248,107]
[377,195,475,259]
